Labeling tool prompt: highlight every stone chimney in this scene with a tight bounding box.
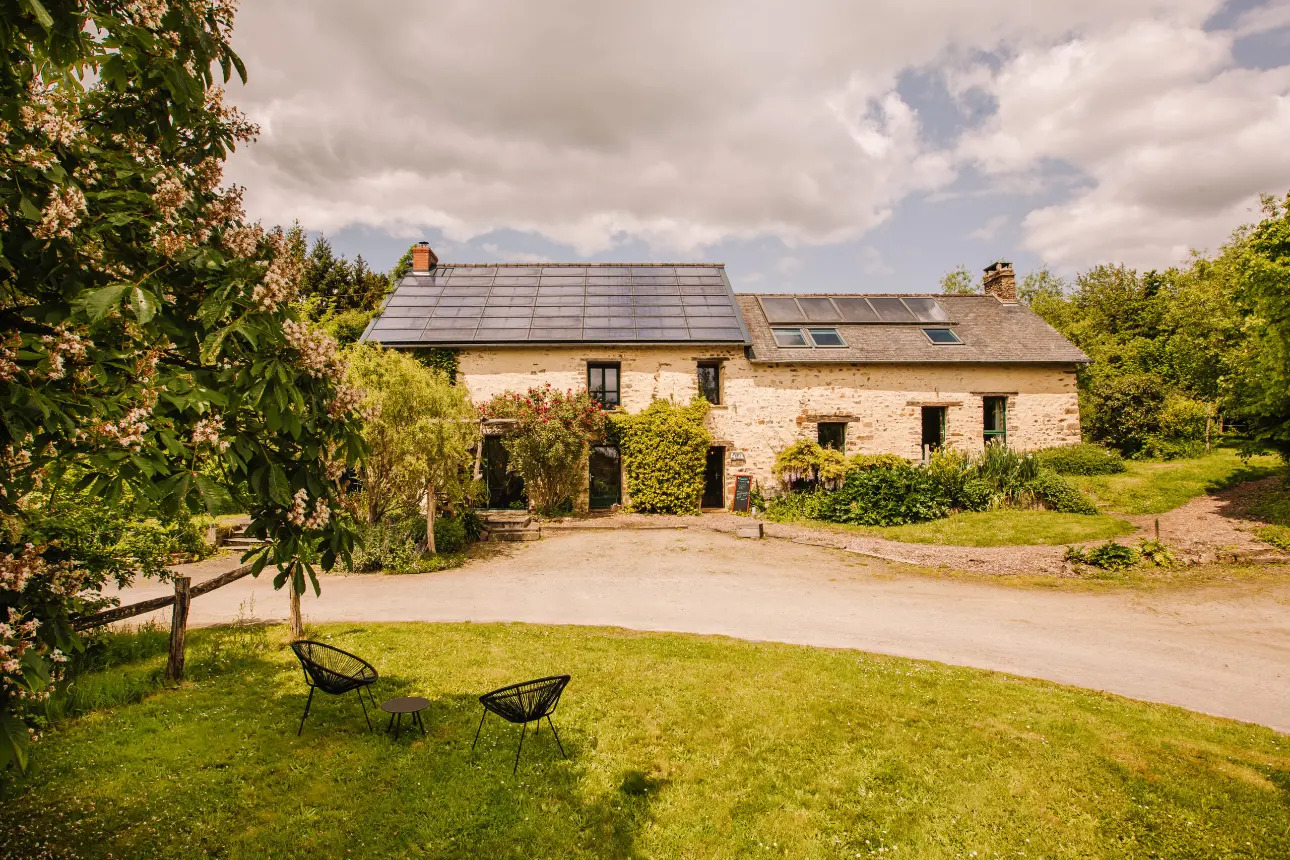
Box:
[983,261,1017,302]
[411,241,438,273]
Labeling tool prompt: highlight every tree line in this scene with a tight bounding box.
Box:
[942,194,1290,460]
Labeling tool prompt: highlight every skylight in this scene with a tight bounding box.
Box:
[923,328,962,345]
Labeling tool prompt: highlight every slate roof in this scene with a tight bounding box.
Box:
[737,294,1090,364]
[362,263,750,346]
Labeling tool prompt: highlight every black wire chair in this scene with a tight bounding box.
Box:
[472,675,571,773]
[289,640,379,735]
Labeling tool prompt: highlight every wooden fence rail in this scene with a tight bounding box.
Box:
[72,562,256,681]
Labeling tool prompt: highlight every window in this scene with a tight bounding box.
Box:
[771,327,809,347]
[807,328,846,347]
[983,396,1007,446]
[818,422,846,451]
[587,362,620,408]
[923,328,962,345]
[697,361,721,405]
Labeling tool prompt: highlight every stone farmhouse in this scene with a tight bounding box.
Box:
[362,243,1088,511]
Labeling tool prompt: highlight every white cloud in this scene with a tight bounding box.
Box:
[969,214,1008,241]
[956,18,1290,267]
[224,0,1229,260]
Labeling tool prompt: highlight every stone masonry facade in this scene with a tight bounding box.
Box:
[457,345,1081,508]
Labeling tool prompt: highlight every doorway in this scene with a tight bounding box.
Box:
[921,407,946,456]
[588,445,622,510]
[482,436,526,509]
[702,446,725,509]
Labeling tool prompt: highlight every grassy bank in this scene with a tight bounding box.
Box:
[782,508,1136,547]
[4,623,1288,858]
[1070,449,1283,515]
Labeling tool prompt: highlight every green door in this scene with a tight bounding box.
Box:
[589,445,622,510]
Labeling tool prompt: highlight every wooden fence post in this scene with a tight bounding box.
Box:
[166,575,191,682]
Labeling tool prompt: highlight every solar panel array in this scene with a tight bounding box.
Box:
[366,265,748,344]
[758,295,950,325]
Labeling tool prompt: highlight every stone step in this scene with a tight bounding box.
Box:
[490,529,541,542]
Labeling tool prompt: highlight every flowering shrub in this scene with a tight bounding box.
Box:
[0,3,365,769]
[482,386,606,515]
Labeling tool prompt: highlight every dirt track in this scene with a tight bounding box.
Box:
[114,528,1290,732]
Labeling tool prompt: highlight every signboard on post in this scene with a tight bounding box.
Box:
[732,475,752,513]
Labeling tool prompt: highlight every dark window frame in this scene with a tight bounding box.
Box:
[697,361,722,405]
[983,396,1007,446]
[817,421,847,451]
[587,362,621,408]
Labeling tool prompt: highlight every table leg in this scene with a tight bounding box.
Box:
[415,710,426,736]
[386,711,394,733]
[394,712,402,739]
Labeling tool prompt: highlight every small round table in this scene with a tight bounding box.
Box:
[381,696,429,739]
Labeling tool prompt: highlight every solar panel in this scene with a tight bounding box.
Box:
[798,297,841,321]
[903,297,950,322]
[760,297,802,323]
[367,264,747,345]
[869,298,916,323]
[834,297,879,322]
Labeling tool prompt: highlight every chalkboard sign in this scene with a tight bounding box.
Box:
[732,475,752,512]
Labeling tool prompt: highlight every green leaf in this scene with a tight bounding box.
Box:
[83,283,130,322]
[19,196,41,221]
[20,0,54,29]
[193,473,234,515]
[130,287,157,324]
[268,464,291,506]
[0,712,30,773]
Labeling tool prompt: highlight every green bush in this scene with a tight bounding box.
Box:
[1034,443,1126,476]
[615,398,712,514]
[1141,395,1210,460]
[348,518,421,573]
[1084,372,1168,457]
[1066,540,1141,570]
[432,517,468,554]
[819,464,950,526]
[1028,470,1099,514]
[848,453,908,472]
[957,479,995,512]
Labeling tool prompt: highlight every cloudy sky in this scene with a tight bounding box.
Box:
[224,0,1290,293]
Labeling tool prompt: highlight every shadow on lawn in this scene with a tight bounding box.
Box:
[259,648,667,858]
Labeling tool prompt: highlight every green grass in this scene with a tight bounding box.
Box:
[1070,448,1284,515]
[5,623,1290,858]
[793,509,1137,546]
[1244,478,1290,551]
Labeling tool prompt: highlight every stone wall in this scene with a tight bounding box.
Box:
[456,346,1081,506]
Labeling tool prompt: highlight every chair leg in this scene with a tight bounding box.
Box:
[547,715,567,759]
[513,721,526,775]
[471,710,487,753]
[357,688,372,731]
[297,686,315,736]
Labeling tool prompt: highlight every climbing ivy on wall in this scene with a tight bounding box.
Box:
[614,398,712,514]
[414,348,459,384]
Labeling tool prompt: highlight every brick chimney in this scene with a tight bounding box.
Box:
[983,261,1017,303]
[411,241,438,273]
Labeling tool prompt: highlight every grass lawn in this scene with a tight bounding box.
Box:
[1071,448,1284,515]
[4,623,1289,858]
[790,509,1137,547]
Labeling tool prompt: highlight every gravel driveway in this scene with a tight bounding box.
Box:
[114,529,1290,732]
